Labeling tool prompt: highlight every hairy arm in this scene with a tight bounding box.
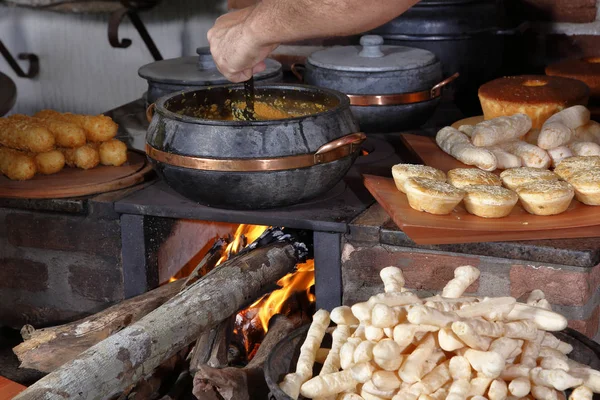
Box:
[249,0,420,45]
[208,0,421,82]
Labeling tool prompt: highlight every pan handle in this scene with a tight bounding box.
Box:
[146,103,155,123]
[430,72,459,98]
[314,132,366,163]
[290,63,305,82]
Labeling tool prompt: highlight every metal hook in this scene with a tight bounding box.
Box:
[108,2,163,61]
[0,41,39,79]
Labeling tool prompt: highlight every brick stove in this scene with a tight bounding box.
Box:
[1,98,599,344]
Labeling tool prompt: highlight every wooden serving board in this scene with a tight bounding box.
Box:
[0,376,26,399]
[363,174,600,245]
[0,150,154,199]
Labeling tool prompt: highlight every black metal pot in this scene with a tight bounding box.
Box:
[138,47,283,105]
[145,84,364,209]
[293,35,457,133]
[370,0,526,116]
[264,324,600,400]
[0,71,16,117]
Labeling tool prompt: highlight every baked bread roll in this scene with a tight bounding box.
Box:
[537,105,591,149]
[500,167,560,191]
[471,114,532,147]
[546,57,600,98]
[478,75,590,129]
[404,177,466,215]
[516,180,574,216]
[554,156,600,180]
[495,140,551,169]
[463,185,519,218]
[391,164,446,193]
[568,167,600,205]
[447,168,502,189]
[436,127,497,171]
[568,141,600,157]
[547,146,573,168]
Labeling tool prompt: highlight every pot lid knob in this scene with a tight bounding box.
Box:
[196,47,217,70]
[358,35,384,58]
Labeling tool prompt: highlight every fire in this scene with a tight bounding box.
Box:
[216,224,268,265]
[250,259,315,332]
[168,277,178,283]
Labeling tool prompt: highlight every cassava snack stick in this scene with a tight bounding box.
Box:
[495,140,551,168]
[485,146,522,169]
[548,146,573,168]
[284,266,600,400]
[471,114,532,147]
[538,105,590,149]
[568,141,600,157]
[436,127,497,171]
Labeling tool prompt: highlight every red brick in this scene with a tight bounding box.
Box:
[510,264,597,306]
[7,212,120,257]
[568,305,600,338]
[68,264,123,302]
[343,245,479,293]
[507,0,597,23]
[0,258,48,292]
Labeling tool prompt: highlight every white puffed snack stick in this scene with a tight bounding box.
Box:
[408,361,451,395]
[380,266,407,293]
[449,356,471,380]
[471,114,532,147]
[538,105,591,149]
[338,393,365,400]
[442,265,480,298]
[350,362,377,384]
[548,146,574,168]
[488,379,509,400]
[570,367,600,392]
[540,356,570,371]
[429,388,448,400]
[398,333,436,384]
[331,306,360,326]
[362,380,397,399]
[530,367,584,391]
[373,338,404,371]
[340,338,360,370]
[459,318,505,338]
[508,377,531,397]
[495,140,551,168]
[569,141,600,156]
[407,305,459,328]
[422,350,446,377]
[300,369,358,398]
[506,303,568,331]
[456,296,516,320]
[464,348,505,378]
[489,337,521,359]
[451,321,492,351]
[468,376,493,397]
[361,391,388,400]
[531,385,559,400]
[438,328,465,352]
[521,330,545,368]
[417,395,434,400]
[392,390,418,400]
[500,364,531,380]
[569,386,593,400]
[371,303,401,328]
[280,309,330,399]
[446,379,471,400]
[365,326,385,342]
[353,340,375,364]
[352,302,373,323]
[458,124,474,137]
[575,120,600,142]
[542,333,574,354]
[321,325,351,375]
[436,126,498,171]
[369,292,422,307]
[372,370,401,391]
[485,146,523,169]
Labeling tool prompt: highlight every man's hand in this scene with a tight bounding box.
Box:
[207,6,279,83]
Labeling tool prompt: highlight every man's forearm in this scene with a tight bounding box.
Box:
[247,0,420,46]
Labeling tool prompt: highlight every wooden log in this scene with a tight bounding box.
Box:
[13,279,185,373]
[14,242,303,400]
[192,314,303,400]
[189,316,232,373]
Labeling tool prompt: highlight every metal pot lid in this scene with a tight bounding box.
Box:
[307,35,438,73]
[138,47,282,85]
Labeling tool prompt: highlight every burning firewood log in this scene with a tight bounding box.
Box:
[13,279,185,373]
[192,314,304,400]
[13,240,307,400]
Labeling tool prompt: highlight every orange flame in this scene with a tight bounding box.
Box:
[250,259,315,332]
[216,224,268,266]
[168,277,178,283]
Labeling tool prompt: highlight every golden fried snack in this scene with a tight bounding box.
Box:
[98,139,128,166]
[0,146,36,180]
[0,115,55,153]
[33,115,86,148]
[36,110,118,143]
[61,144,100,170]
[34,150,65,175]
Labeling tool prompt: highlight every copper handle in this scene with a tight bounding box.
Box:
[430,72,460,98]
[346,72,460,106]
[145,132,365,172]
[146,103,155,123]
[291,63,305,82]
